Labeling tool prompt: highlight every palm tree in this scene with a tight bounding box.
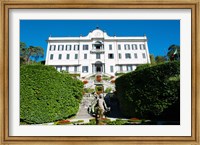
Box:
[167,44,180,61]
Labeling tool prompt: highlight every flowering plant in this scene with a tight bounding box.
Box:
[55,119,71,125]
[130,118,139,120]
[83,80,88,84]
[111,79,115,83]
[128,118,142,123]
[100,118,111,123]
[110,76,115,79]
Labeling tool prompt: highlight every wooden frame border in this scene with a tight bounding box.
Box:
[0,0,199,144]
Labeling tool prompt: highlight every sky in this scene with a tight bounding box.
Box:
[20,20,180,61]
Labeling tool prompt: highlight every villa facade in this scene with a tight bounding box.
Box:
[45,27,151,77]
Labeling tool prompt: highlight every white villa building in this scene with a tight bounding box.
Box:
[45,27,151,77]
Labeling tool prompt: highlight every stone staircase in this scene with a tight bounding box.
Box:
[83,77,115,91]
[84,73,113,79]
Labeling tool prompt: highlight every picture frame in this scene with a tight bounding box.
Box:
[0,0,199,144]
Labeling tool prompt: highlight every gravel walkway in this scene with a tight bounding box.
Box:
[74,96,94,119]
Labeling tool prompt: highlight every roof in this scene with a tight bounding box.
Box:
[47,27,147,42]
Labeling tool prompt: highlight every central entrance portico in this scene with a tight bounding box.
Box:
[92,61,105,73]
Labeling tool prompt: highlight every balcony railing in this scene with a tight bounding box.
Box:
[90,49,105,54]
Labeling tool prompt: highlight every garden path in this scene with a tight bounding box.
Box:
[73,93,125,120]
[74,95,93,119]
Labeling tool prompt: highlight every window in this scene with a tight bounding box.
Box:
[66,45,71,51]
[74,45,79,51]
[142,53,146,58]
[83,45,89,50]
[82,66,88,73]
[74,66,78,72]
[118,44,121,50]
[56,66,61,72]
[143,44,146,50]
[134,53,138,59]
[95,45,101,50]
[127,65,132,71]
[58,54,62,60]
[96,54,101,59]
[50,54,53,60]
[120,66,123,71]
[75,54,78,59]
[125,53,131,59]
[124,44,127,50]
[50,45,56,51]
[58,45,64,51]
[109,44,112,50]
[50,45,52,51]
[135,45,138,50]
[124,44,130,50]
[118,53,121,59]
[108,53,114,59]
[66,54,70,59]
[110,66,114,73]
[66,66,69,71]
[61,66,64,71]
[132,44,137,50]
[62,66,69,72]
[84,54,87,59]
[140,44,145,50]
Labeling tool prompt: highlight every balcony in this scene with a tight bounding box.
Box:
[90,49,105,54]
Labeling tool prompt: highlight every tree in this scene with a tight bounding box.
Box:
[20,42,27,64]
[167,44,180,61]
[149,54,156,65]
[20,42,44,64]
[155,56,167,64]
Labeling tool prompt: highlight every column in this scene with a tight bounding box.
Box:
[93,64,95,73]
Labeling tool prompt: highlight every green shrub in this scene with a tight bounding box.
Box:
[107,119,128,125]
[115,61,180,120]
[69,73,80,78]
[102,77,110,81]
[87,118,96,125]
[105,87,112,93]
[77,120,84,123]
[95,86,103,92]
[20,65,83,124]
[135,63,152,71]
[115,72,126,76]
[84,88,95,93]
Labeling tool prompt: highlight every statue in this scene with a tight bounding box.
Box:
[87,85,111,124]
[97,93,108,118]
[95,93,111,124]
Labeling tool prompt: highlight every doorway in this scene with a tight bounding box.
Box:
[96,66,101,72]
[95,61,103,73]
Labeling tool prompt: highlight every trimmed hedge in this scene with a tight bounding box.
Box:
[115,61,180,120]
[135,63,152,71]
[20,65,83,124]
